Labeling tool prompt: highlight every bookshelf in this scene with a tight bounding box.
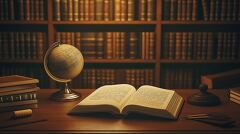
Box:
[0,0,240,89]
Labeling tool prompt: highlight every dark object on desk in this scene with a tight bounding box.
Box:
[186,113,236,127]
[188,84,220,106]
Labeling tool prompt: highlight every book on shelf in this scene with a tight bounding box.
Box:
[69,84,184,119]
[0,75,39,88]
[162,32,240,60]
[230,87,240,105]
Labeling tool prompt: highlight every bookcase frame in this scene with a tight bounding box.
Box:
[0,0,240,88]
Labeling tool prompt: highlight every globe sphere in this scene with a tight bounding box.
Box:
[44,44,84,81]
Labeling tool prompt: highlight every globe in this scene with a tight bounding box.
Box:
[44,42,84,101]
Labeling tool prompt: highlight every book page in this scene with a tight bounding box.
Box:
[78,84,136,109]
[124,85,174,110]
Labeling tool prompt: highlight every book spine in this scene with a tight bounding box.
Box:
[170,0,176,20]
[209,0,215,21]
[95,0,103,20]
[73,0,79,21]
[201,0,208,21]
[215,0,220,21]
[192,0,197,21]
[168,32,173,59]
[181,0,186,20]
[129,32,137,59]
[26,32,31,59]
[147,0,153,21]
[196,32,202,60]
[39,0,44,20]
[175,32,182,60]
[32,32,37,59]
[217,32,223,60]
[0,92,37,103]
[19,32,25,59]
[140,0,146,20]
[222,32,227,60]
[89,0,95,20]
[9,32,14,59]
[177,0,181,20]
[226,0,232,21]
[120,0,126,21]
[163,0,170,20]
[162,32,169,59]
[201,32,207,60]
[221,0,226,21]
[115,0,121,21]
[79,0,84,20]
[127,0,134,21]
[141,32,146,59]
[231,32,237,59]
[207,32,213,60]
[120,32,126,59]
[75,32,81,50]
[37,32,44,60]
[186,0,192,21]
[181,32,187,60]
[106,32,113,59]
[149,32,155,59]
[187,32,193,60]
[55,0,61,20]
[103,0,110,21]
[226,32,232,60]
[96,32,104,59]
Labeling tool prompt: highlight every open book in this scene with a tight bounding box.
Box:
[69,84,184,119]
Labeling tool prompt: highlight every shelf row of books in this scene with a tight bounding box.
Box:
[0,65,48,88]
[162,0,198,21]
[162,0,240,21]
[0,0,46,21]
[161,67,195,89]
[0,32,45,60]
[71,69,154,89]
[162,32,240,60]
[56,32,155,59]
[53,0,156,21]
[0,75,39,113]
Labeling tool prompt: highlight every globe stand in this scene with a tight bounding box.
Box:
[50,82,81,101]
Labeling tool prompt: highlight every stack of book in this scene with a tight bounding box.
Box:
[0,75,39,113]
[230,88,240,105]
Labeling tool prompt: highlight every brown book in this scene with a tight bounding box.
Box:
[217,32,223,59]
[222,32,227,60]
[181,32,187,60]
[209,0,215,21]
[54,0,61,20]
[170,0,177,20]
[25,0,30,20]
[115,0,121,21]
[81,32,96,59]
[196,32,202,60]
[201,32,207,60]
[0,84,37,94]
[106,32,113,59]
[66,32,71,44]
[127,0,134,21]
[177,0,182,20]
[15,32,20,59]
[181,0,186,20]
[120,0,126,21]
[79,0,84,20]
[96,0,103,21]
[186,0,192,21]
[192,0,197,21]
[39,0,45,20]
[141,32,146,59]
[73,0,79,21]
[207,32,213,60]
[226,32,232,60]
[145,32,149,60]
[75,32,81,50]
[9,32,15,59]
[120,32,126,59]
[31,32,37,59]
[0,103,38,113]
[96,32,104,59]
[162,32,169,59]
[129,32,137,59]
[149,32,155,60]
[26,32,31,59]
[175,32,182,60]
[37,32,44,60]
[68,0,73,21]
[187,32,193,60]
[201,69,240,89]
[146,0,154,21]
[19,32,25,59]
[0,99,38,108]
[0,75,39,88]
[226,0,232,21]
[140,0,146,20]
[231,33,237,60]
[84,0,89,20]
[61,0,68,20]
[89,0,95,20]
[3,32,9,59]
[221,0,226,21]
[35,0,40,20]
[168,32,175,59]
[103,0,110,21]
[201,0,208,21]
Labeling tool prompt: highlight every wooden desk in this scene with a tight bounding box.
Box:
[0,89,240,133]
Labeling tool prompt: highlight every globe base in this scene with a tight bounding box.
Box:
[50,83,81,101]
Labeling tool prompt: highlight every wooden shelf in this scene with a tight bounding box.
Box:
[160,59,240,64]
[85,59,156,63]
[52,21,157,25]
[0,60,43,64]
[0,21,48,25]
[0,59,156,64]
[161,21,240,25]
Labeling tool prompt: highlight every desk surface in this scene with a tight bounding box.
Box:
[0,89,240,133]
